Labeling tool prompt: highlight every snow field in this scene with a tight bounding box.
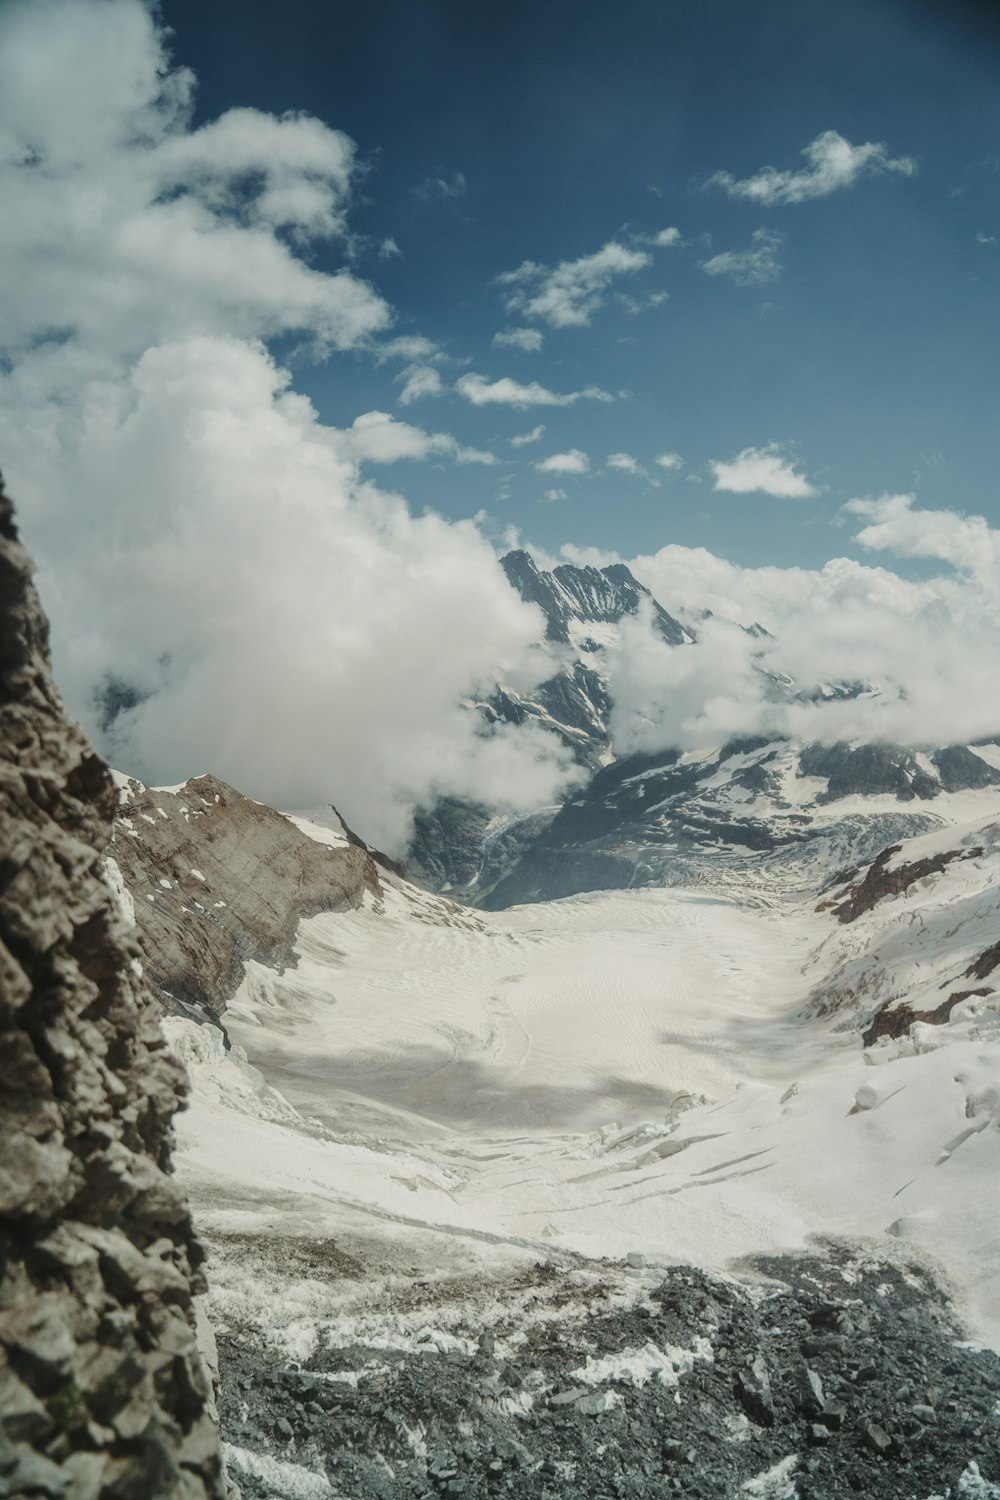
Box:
[167,815,1000,1359]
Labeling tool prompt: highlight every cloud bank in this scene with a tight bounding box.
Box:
[608,497,1000,756]
[0,0,578,850]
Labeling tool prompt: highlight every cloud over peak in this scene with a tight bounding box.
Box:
[709,129,916,206]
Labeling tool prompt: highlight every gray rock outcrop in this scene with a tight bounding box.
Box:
[0,478,228,1497]
[109,774,380,1025]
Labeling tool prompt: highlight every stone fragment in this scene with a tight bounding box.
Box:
[736,1355,775,1426]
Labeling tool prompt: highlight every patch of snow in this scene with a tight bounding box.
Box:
[741,1453,799,1498]
[571,1336,713,1391]
[103,857,135,926]
[221,1443,333,1499]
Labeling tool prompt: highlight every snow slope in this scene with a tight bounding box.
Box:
[164,808,1000,1357]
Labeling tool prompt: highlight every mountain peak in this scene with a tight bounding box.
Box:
[501,549,692,646]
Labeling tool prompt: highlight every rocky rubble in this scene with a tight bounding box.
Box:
[215,1243,1000,1499]
[0,481,228,1498]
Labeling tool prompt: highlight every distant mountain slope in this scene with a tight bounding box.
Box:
[500,549,693,648]
[482,736,1000,907]
[407,552,696,895]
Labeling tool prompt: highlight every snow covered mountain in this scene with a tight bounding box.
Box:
[483,736,1000,907]
[408,548,1000,908]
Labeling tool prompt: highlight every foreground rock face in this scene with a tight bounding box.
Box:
[109,774,379,1024]
[0,481,227,1498]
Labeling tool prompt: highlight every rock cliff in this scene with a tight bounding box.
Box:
[0,479,228,1498]
[109,774,379,1026]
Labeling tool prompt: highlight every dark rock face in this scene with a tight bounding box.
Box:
[499,550,692,648]
[406,799,555,899]
[110,774,379,1025]
[0,481,228,1498]
[823,841,984,925]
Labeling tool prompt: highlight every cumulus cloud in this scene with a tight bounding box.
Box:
[611,499,1000,756]
[607,453,639,474]
[397,364,443,404]
[652,227,681,246]
[493,328,543,352]
[0,1,390,361]
[711,444,818,498]
[655,452,684,471]
[510,424,546,447]
[542,488,568,503]
[847,493,1000,576]
[497,240,651,328]
[709,130,916,205]
[0,0,578,851]
[456,373,613,408]
[536,450,590,475]
[702,229,783,286]
[343,411,495,466]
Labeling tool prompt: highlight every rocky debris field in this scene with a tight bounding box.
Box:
[216,1244,1000,1500]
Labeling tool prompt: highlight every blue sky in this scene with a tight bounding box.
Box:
[160,0,1000,568]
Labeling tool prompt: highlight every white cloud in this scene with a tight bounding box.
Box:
[456,373,613,408]
[0,0,579,852]
[542,488,568,503]
[498,240,650,328]
[344,410,495,466]
[652,227,681,246]
[379,236,401,258]
[0,1,390,361]
[617,290,669,315]
[493,327,544,352]
[535,450,590,475]
[702,229,783,286]
[413,171,467,201]
[655,452,684,471]
[710,443,817,498]
[709,130,916,205]
[510,424,546,447]
[397,364,443,404]
[610,499,1000,757]
[373,335,440,364]
[976,231,997,246]
[607,452,641,475]
[847,493,1000,577]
